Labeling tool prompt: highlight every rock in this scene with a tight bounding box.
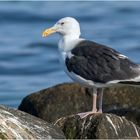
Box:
[107,108,140,127]
[18,83,140,125]
[19,83,92,122]
[0,105,65,139]
[54,113,140,139]
[104,86,140,111]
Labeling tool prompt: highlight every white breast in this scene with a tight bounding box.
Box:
[58,37,84,71]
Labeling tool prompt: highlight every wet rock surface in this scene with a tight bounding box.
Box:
[0,105,65,139]
[54,113,140,139]
[18,83,140,126]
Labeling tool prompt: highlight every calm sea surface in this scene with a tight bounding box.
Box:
[0,1,140,108]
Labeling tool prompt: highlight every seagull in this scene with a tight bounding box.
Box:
[42,17,140,118]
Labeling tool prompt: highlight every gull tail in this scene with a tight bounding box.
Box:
[119,65,140,86]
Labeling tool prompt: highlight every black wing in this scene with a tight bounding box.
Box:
[65,40,139,83]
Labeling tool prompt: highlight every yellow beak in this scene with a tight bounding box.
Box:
[42,27,56,37]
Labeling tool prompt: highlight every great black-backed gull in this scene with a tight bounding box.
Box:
[42,17,140,118]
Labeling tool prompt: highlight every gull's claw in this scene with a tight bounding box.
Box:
[77,109,98,119]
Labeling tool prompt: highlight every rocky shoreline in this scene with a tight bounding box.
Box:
[0,83,140,139]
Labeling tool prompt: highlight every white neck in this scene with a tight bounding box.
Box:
[58,34,83,52]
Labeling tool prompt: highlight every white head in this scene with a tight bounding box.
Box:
[42,17,81,38]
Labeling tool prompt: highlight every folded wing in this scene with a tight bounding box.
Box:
[65,40,140,84]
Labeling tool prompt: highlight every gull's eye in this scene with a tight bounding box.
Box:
[61,22,65,25]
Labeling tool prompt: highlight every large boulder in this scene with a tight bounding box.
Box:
[19,83,92,122]
[0,105,65,139]
[54,113,140,139]
[18,83,140,125]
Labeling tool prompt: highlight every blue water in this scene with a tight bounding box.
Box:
[0,1,140,108]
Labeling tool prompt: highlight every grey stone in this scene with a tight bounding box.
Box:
[54,113,140,139]
[0,105,65,139]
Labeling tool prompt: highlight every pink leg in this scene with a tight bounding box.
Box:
[92,92,97,112]
[78,88,98,118]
